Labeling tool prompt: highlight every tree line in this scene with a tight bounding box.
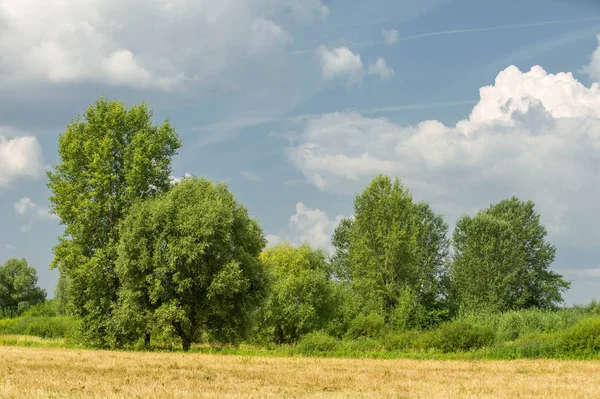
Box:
[1,98,570,351]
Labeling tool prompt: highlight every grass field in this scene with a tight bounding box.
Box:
[1,343,600,398]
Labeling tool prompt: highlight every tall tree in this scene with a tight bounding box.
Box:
[114,178,268,351]
[47,97,181,345]
[451,196,569,312]
[332,175,450,329]
[0,258,46,317]
[259,243,335,344]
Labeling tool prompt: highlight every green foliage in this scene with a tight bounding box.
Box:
[346,311,387,339]
[47,96,181,346]
[0,315,78,339]
[21,300,59,317]
[0,258,46,317]
[332,174,451,329]
[451,197,569,313]
[259,243,336,344]
[560,316,600,356]
[114,177,268,351]
[427,320,495,353]
[296,331,339,355]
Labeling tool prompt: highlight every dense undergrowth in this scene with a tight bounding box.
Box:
[1,300,599,360]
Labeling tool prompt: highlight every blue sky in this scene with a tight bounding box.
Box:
[1,0,600,304]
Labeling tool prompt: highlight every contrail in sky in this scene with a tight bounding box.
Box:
[393,16,600,43]
[292,16,600,54]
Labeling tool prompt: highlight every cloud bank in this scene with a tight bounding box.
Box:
[285,65,600,248]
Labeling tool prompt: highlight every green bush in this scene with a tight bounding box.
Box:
[0,316,78,339]
[429,320,495,353]
[381,331,421,352]
[346,312,387,339]
[21,301,59,317]
[559,316,600,356]
[296,331,340,354]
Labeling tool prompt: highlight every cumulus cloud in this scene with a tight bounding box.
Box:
[368,57,395,80]
[170,172,192,185]
[0,0,327,90]
[580,35,600,82]
[382,29,399,45]
[316,46,364,83]
[266,202,345,252]
[14,197,59,232]
[284,65,600,247]
[0,131,45,187]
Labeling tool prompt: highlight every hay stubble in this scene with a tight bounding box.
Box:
[1,346,599,398]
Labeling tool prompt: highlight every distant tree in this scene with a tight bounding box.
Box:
[451,197,569,312]
[47,97,181,345]
[259,243,335,344]
[114,178,268,351]
[0,258,46,317]
[332,175,451,330]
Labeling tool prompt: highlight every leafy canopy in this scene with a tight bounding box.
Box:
[0,258,46,317]
[114,177,268,351]
[47,97,181,345]
[333,174,451,330]
[451,196,569,312]
[259,243,335,344]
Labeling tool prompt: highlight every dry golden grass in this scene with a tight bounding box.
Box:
[1,345,599,398]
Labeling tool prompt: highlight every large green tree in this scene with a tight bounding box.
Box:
[47,97,181,345]
[259,243,335,344]
[451,197,569,312]
[114,178,268,351]
[332,175,451,330]
[0,258,46,317]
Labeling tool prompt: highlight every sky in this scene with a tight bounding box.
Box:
[1,0,600,305]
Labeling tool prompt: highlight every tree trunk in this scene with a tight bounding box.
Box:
[182,336,191,352]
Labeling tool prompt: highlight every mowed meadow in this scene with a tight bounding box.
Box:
[2,345,600,399]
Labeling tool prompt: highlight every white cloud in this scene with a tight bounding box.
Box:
[316,46,364,83]
[266,202,345,252]
[0,0,327,91]
[4,244,15,250]
[169,172,192,186]
[239,170,261,181]
[580,35,600,82]
[382,29,399,45]
[265,234,283,248]
[284,65,600,247]
[14,197,59,232]
[368,57,395,80]
[0,131,45,187]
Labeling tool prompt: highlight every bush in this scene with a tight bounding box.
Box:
[559,316,600,356]
[21,301,59,317]
[381,331,421,352]
[346,312,387,339]
[429,320,495,353]
[296,331,340,354]
[0,316,78,339]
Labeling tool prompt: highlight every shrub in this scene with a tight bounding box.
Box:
[21,301,59,317]
[559,316,600,357]
[0,316,78,339]
[429,320,495,353]
[296,331,339,354]
[381,331,421,352]
[346,312,387,339]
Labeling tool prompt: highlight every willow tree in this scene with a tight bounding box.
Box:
[114,178,268,351]
[47,97,181,346]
